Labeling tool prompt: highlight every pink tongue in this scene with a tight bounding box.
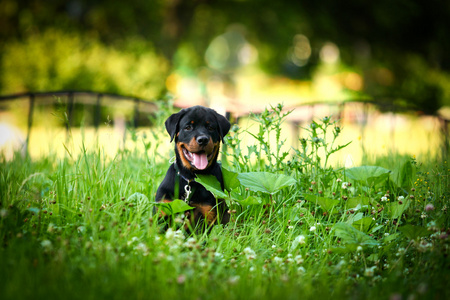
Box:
[193,153,208,170]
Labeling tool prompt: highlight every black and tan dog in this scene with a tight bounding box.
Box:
[155,106,231,232]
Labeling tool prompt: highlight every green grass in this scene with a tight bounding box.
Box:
[1,105,449,300]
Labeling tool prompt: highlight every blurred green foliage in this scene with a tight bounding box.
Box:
[1,30,169,99]
[0,0,449,111]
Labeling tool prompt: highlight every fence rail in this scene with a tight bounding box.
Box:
[0,91,158,155]
[0,90,448,158]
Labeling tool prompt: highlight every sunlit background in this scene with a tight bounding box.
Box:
[0,0,449,163]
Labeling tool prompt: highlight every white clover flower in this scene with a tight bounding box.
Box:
[309,226,316,232]
[398,196,405,201]
[127,236,139,246]
[273,256,283,265]
[364,266,377,277]
[384,233,390,236]
[165,228,176,239]
[134,243,149,255]
[272,244,277,249]
[165,228,184,241]
[41,239,52,251]
[421,212,427,219]
[295,255,304,264]
[336,178,342,183]
[184,237,197,248]
[288,225,294,230]
[243,247,256,260]
[342,182,349,189]
[381,196,387,202]
[425,204,435,211]
[295,235,306,245]
[297,266,306,274]
[356,246,363,252]
[0,209,8,218]
[228,276,240,285]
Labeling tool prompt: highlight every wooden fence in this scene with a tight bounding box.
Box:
[0,91,448,159]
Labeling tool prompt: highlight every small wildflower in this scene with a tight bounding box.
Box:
[184,237,197,249]
[295,255,304,264]
[425,204,435,211]
[397,196,404,201]
[285,255,294,264]
[0,209,8,218]
[356,246,363,252]
[342,182,349,189]
[41,240,52,251]
[243,247,256,260]
[273,256,283,265]
[336,178,342,183]
[297,266,306,274]
[381,196,388,202]
[421,212,427,219]
[165,228,184,241]
[134,243,149,255]
[177,275,186,284]
[228,276,240,285]
[364,266,377,277]
[309,226,316,232]
[295,235,306,245]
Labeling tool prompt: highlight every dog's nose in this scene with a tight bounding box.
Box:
[196,135,209,146]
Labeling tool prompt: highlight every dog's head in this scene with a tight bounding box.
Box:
[165,106,231,171]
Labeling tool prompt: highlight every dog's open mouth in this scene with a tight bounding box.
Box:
[182,148,211,170]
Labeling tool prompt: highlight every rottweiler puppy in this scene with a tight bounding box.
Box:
[155,106,231,232]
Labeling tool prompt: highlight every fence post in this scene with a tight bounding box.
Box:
[133,99,139,128]
[440,117,449,160]
[95,94,102,131]
[25,94,35,156]
[66,92,74,135]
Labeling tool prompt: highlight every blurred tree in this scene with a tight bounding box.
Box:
[0,0,449,112]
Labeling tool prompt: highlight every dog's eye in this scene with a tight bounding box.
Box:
[184,125,193,131]
[207,125,214,131]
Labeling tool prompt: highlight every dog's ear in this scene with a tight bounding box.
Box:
[214,112,231,143]
[165,110,186,142]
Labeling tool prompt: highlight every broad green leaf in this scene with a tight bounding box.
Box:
[346,212,364,224]
[382,232,401,243]
[391,160,415,189]
[346,196,370,209]
[367,253,379,262]
[237,172,296,194]
[222,167,240,191]
[398,224,433,240]
[346,166,391,184]
[351,216,374,233]
[154,200,194,216]
[304,194,340,212]
[333,222,379,247]
[371,225,384,233]
[195,174,228,198]
[386,200,410,219]
[237,196,262,206]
